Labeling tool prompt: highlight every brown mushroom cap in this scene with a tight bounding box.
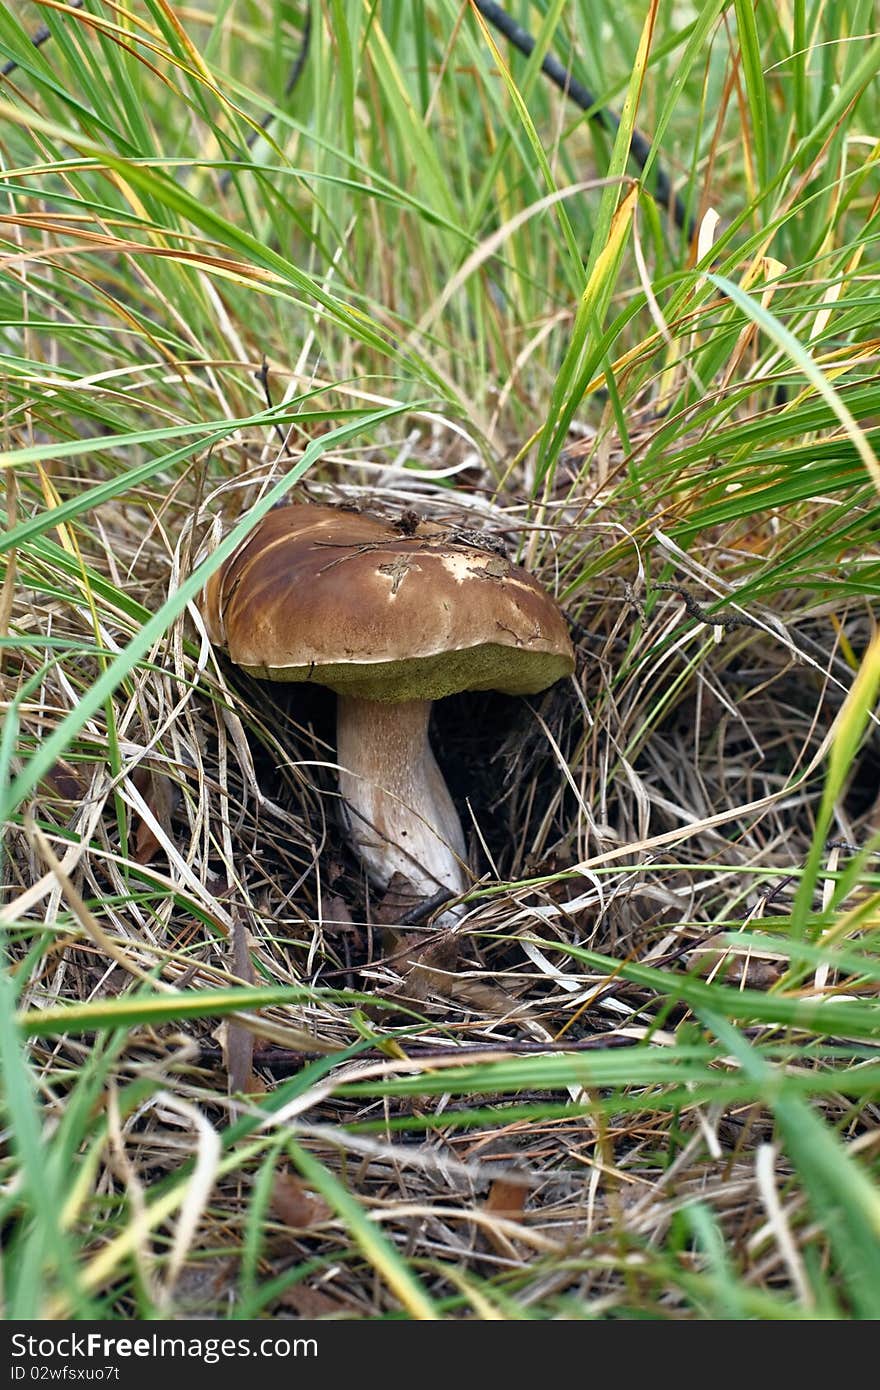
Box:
[202,503,575,701]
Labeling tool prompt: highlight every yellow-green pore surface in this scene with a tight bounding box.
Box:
[202,503,575,701]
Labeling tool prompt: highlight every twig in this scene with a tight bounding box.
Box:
[656,583,767,632]
[5,3,693,241]
[473,0,694,237]
[254,356,288,446]
[1,0,85,78]
[218,10,312,192]
[396,887,456,926]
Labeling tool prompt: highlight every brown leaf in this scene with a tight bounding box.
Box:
[279,1283,356,1317]
[270,1172,331,1229]
[384,929,460,1004]
[375,873,422,925]
[323,893,356,931]
[485,1178,529,1218]
[172,1258,237,1314]
[325,857,347,887]
[41,758,89,803]
[131,767,178,865]
[381,925,533,1020]
[483,1175,531,1259]
[692,950,784,990]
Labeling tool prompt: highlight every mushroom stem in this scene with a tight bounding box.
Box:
[336,695,467,911]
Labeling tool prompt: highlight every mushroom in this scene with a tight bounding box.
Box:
[200,503,574,918]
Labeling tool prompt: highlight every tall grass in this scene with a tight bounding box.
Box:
[1,0,879,1319]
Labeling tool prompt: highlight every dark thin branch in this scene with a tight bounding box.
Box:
[5,3,692,242]
[219,10,312,192]
[473,0,694,239]
[1,0,312,188]
[655,583,768,632]
[396,887,457,926]
[1,0,84,78]
[254,356,288,446]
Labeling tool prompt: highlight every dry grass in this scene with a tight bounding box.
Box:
[6,428,879,1317]
[1,0,879,1321]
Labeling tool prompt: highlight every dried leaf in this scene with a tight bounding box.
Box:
[485,1179,529,1218]
[692,950,784,990]
[41,758,89,803]
[483,1176,531,1259]
[279,1283,356,1317]
[381,924,532,1019]
[131,767,178,865]
[173,1258,237,1314]
[270,1172,331,1229]
[375,873,422,925]
[323,893,356,931]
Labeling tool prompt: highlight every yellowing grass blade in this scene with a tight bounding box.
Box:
[536,183,638,483]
